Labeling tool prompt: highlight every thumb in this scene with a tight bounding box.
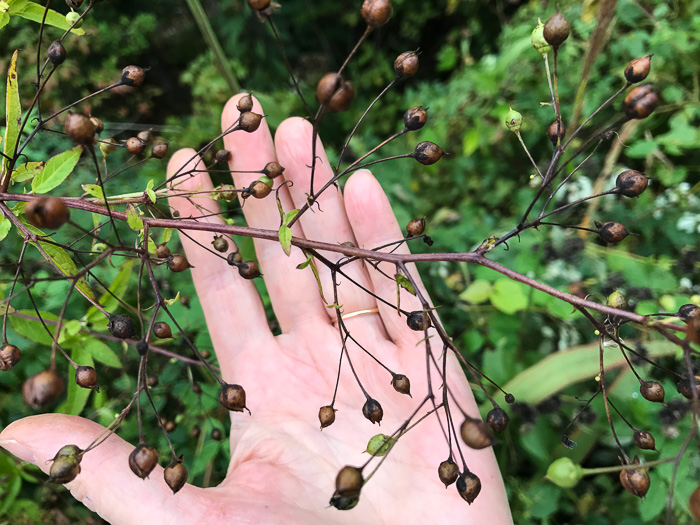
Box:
[0,414,210,524]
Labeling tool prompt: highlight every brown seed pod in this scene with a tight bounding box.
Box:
[249,180,272,199]
[615,170,648,197]
[49,455,81,484]
[75,366,98,390]
[406,310,431,331]
[219,184,237,201]
[121,65,146,87]
[486,407,510,433]
[263,161,285,179]
[108,314,136,339]
[137,129,153,146]
[64,113,96,145]
[413,141,444,165]
[678,304,699,322]
[155,244,171,258]
[167,254,192,273]
[596,221,630,244]
[129,443,159,479]
[547,120,566,146]
[624,55,653,84]
[147,375,159,387]
[690,485,700,521]
[316,73,355,113]
[48,40,67,65]
[633,429,656,451]
[404,106,428,131]
[237,93,255,113]
[212,235,229,253]
[215,149,232,164]
[623,84,658,120]
[362,398,383,425]
[639,380,664,403]
[391,374,411,396]
[238,260,261,280]
[25,196,70,230]
[164,420,176,433]
[239,112,263,133]
[456,471,482,505]
[227,251,244,266]
[164,457,188,494]
[152,321,172,339]
[126,137,147,155]
[23,370,65,408]
[394,51,419,78]
[151,142,169,159]
[211,428,223,441]
[543,12,570,47]
[65,1,84,9]
[361,0,392,27]
[619,460,650,498]
[219,383,248,412]
[0,344,21,371]
[89,116,104,134]
[406,218,425,237]
[319,405,336,429]
[460,416,494,449]
[247,0,270,10]
[335,466,363,497]
[676,376,700,400]
[438,458,459,488]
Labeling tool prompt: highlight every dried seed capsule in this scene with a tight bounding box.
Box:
[460,416,494,449]
[129,443,159,479]
[23,370,65,408]
[152,321,172,339]
[64,113,96,144]
[335,466,363,497]
[151,142,169,159]
[639,380,664,403]
[531,19,552,55]
[391,374,411,396]
[316,73,355,112]
[126,137,146,155]
[89,117,104,134]
[239,112,262,133]
[25,196,70,230]
[623,84,658,120]
[505,106,523,133]
[238,260,261,280]
[456,471,482,504]
[136,340,148,356]
[329,494,359,511]
[212,236,229,253]
[406,310,431,331]
[362,398,383,425]
[676,376,700,400]
[413,141,443,165]
[403,106,428,131]
[633,429,656,451]
[167,254,191,273]
[121,65,146,87]
[219,184,236,201]
[606,290,627,310]
[438,458,459,488]
[361,0,392,27]
[678,304,699,322]
[219,383,248,412]
[543,12,570,47]
[54,444,82,459]
[263,161,285,179]
[619,460,650,498]
[394,51,419,78]
[100,137,118,155]
[615,170,648,197]
[164,457,188,494]
[624,55,653,84]
[237,93,254,112]
[406,218,425,237]
[137,129,153,146]
[215,149,232,164]
[108,314,136,339]
[49,454,81,484]
[75,366,98,390]
[48,41,66,65]
[0,344,21,371]
[227,251,244,265]
[156,244,171,258]
[486,407,509,433]
[247,0,270,10]
[249,179,272,199]
[319,405,336,429]
[596,221,630,244]
[547,120,566,146]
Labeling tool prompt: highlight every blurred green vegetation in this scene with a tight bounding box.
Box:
[1,0,699,523]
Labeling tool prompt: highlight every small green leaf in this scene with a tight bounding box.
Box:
[82,337,122,368]
[459,279,493,304]
[0,213,11,241]
[4,50,20,174]
[11,161,44,183]
[32,145,82,193]
[296,252,312,270]
[146,179,156,203]
[298,250,326,303]
[10,309,57,345]
[63,319,82,337]
[395,274,416,295]
[0,12,10,31]
[83,184,105,201]
[126,203,143,231]
[284,209,299,224]
[161,227,173,244]
[490,278,528,314]
[12,1,85,34]
[278,224,292,256]
[164,291,180,307]
[147,236,157,256]
[365,434,397,456]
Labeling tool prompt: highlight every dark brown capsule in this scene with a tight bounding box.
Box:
[678,304,699,322]
[137,129,153,146]
[121,65,146,87]
[361,0,392,27]
[247,0,270,10]
[596,221,630,244]
[48,41,67,65]
[263,161,285,179]
[126,137,147,155]
[639,380,664,403]
[676,376,700,400]
[164,457,188,494]
[456,471,482,504]
[215,149,232,164]
[49,455,81,484]
[391,374,411,396]
[413,141,443,165]
[249,180,272,199]
[406,310,431,331]
[25,196,70,230]
[212,236,229,253]
[543,12,570,47]
[156,244,171,258]
[108,314,136,339]
[438,458,459,488]
[615,170,648,197]
[219,383,248,412]
[690,485,700,521]
[404,106,428,131]
[547,120,566,146]
[486,407,509,433]
[335,466,363,497]
[129,443,159,479]
[623,84,658,120]
[619,460,650,498]
[211,428,223,441]
[394,51,419,78]
[633,429,656,451]
[23,370,65,408]
[152,321,172,339]
[167,254,192,273]
[151,142,169,159]
[219,184,236,201]
[624,55,653,84]
[64,113,96,145]
[237,93,254,113]
[227,251,244,266]
[362,398,383,425]
[460,416,494,449]
[0,344,21,371]
[319,405,336,429]
[89,117,104,134]
[406,218,425,237]
[75,366,98,390]
[239,112,263,133]
[238,260,261,280]
[147,375,159,387]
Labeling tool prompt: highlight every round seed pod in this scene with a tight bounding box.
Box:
[227,251,244,266]
[335,466,363,497]
[362,398,383,425]
[413,141,443,165]
[54,444,82,460]
[64,113,96,144]
[152,321,172,339]
[49,455,81,484]
[676,376,700,400]
[615,170,648,197]
[316,73,355,112]
[237,93,254,113]
[319,405,336,429]
[406,311,431,331]
[394,51,419,78]
[438,458,459,488]
[75,366,98,390]
[212,236,229,253]
[167,254,191,273]
[543,12,570,47]
[66,0,84,8]
[456,471,482,504]
[633,429,656,451]
[247,0,270,10]
[65,11,82,28]
[136,340,149,356]
[624,55,653,84]
[129,443,159,479]
[219,383,247,412]
[100,137,118,155]
[219,184,236,201]
[486,407,509,433]
[404,106,428,131]
[121,65,146,87]
[155,244,171,258]
[238,260,261,280]
[0,344,21,371]
[249,179,272,199]
[25,196,70,230]
[48,41,66,65]
[639,380,664,403]
[361,0,392,27]
[108,314,136,339]
[596,221,629,244]
[164,420,176,433]
[126,137,147,155]
[164,458,188,494]
[263,161,285,179]
[606,290,627,310]
[215,149,232,164]
[547,120,566,146]
[505,106,523,133]
[239,112,262,133]
[23,370,65,408]
[391,374,411,396]
[137,129,153,146]
[406,218,425,237]
[623,84,658,119]
[151,142,169,159]
[211,428,222,441]
[619,461,650,498]
[531,19,552,55]
[678,304,699,322]
[89,117,104,134]
[147,375,159,387]
[460,416,494,449]
[505,393,515,404]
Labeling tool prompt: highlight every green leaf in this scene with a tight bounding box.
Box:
[32,145,82,193]
[82,184,105,201]
[365,434,397,456]
[395,274,416,295]
[10,310,58,345]
[146,179,156,204]
[57,346,94,416]
[490,278,528,314]
[0,12,9,32]
[297,250,326,303]
[284,209,299,224]
[161,227,173,244]
[459,279,493,304]
[126,203,143,231]
[12,1,85,35]
[4,50,20,174]
[11,161,44,183]
[0,213,11,241]
[278,224,292,256]
[82,336,122,368]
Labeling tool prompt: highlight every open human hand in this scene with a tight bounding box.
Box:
[0,95,511,524]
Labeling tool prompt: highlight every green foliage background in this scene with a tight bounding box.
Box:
[0,0,698,523]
